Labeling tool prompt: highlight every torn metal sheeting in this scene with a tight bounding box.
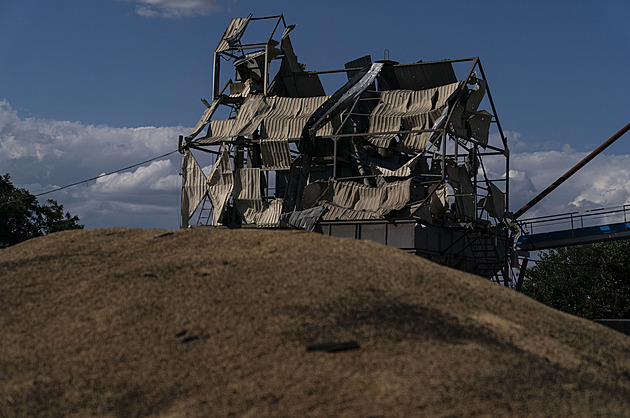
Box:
[179,14,511,285]
[188,98,221,140]
[181,150,209,226]
[215,14,252,53]
[207,147,234,226]
[393,61,457,90]
[480,181,505,221]
[447,165,476,219]
[320,202,381,221]
[260,139,292,169]
[257,199,284,228]
[283,206,326,231]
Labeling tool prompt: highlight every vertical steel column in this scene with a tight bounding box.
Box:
[476,59,509,214]
[263,44,269,96]
[333,137,338,179]
[212,52,221,101]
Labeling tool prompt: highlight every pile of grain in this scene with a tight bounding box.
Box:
[1,228,629,416]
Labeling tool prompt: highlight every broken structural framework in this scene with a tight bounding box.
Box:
[179,14,513,285]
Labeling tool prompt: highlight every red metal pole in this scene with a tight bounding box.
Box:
[514,121,630,220]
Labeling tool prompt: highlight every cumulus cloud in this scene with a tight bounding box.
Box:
[0,100,188,229]
[128,0,224,18]
[483,144,630,220]
[3,99,630,231]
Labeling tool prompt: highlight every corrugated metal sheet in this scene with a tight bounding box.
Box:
[354,186,386,212]
[367,83,459,149]
[449,103,468,138]
[235,200,264,224]
[188,99,220,140]
[433,82,461,108]
[284,206,326,231]
[262,97,303,139]
[299,96,334,136]
[233,167,265,225]
[181,150,209,226]
[207,148,234,226]
[260,139,292,169]
[397,109,441,152]
[195,95,273,144]
[379,179,412,215]
[215,17,249,53]
[330,179,359,209]
[234,168,262,201]
[195,119,236,145]
[368,90,409,148]
[393,61,457,90]
[261,96,333,140]
[231,94,270,137]
[257,198,283,228]
[320,202,380,221]
[325,179,409,218]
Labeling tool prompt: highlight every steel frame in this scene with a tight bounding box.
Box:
[182,14,514,285]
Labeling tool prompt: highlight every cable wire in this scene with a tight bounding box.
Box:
[1,149,180,207]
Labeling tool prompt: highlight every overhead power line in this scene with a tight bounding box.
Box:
[1,149,180,207]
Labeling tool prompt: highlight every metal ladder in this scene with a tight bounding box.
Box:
[468,233,502,282]
[196,196,213,225]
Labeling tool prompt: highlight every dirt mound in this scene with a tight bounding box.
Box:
[1,227,629,416]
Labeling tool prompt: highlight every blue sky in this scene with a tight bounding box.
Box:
[1,0,629,229]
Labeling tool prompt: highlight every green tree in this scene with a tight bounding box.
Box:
[522,241,630,319]
[0,173,83,248]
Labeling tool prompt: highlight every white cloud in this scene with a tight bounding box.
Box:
[0,100,188,229]
[3,101,630,232]
[128,0,224,18]
[482,142,630,220]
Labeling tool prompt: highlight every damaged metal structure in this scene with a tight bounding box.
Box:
[179,14,512,284]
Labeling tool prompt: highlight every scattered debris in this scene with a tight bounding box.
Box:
[306,341,360,353]
[181,336,199,344]
[153,232,174,239]
[175,329,209,344]
[143,272,163,280]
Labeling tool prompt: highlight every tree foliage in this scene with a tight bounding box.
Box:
[522,240,630,319]
[0,173,83,248]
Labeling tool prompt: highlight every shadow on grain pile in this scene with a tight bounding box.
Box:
[1,227,629,416]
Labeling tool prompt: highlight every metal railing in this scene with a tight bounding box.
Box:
[518,204,630,236]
